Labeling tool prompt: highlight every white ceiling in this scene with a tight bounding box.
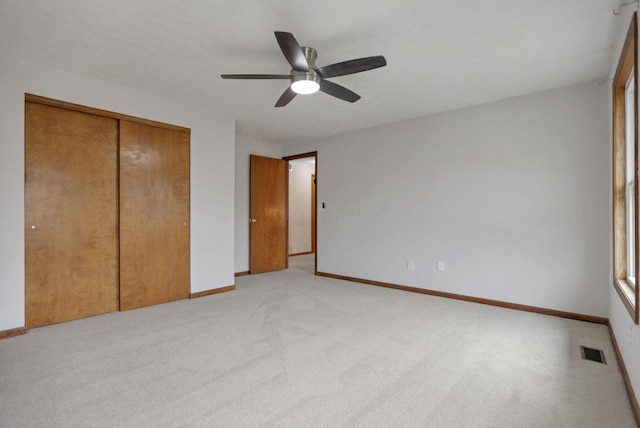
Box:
[0,0,624,146]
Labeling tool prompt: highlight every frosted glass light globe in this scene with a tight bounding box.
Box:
[291,79,320,95]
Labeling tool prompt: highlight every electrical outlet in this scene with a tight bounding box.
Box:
[407,260,414,270]
[437,261,445,272]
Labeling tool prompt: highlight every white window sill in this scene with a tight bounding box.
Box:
[618,279,636,306]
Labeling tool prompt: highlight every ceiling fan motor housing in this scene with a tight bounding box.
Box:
[290,47,321,94]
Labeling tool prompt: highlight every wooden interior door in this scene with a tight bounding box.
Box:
[119,121,190,310]
[25,102,119,328]
[250,155,288,274]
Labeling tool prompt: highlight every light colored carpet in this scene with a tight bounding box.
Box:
[0,262,636,427]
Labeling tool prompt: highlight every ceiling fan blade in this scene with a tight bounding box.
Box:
[320,80,361,103]
[317,55,387,78]
[275,87,297,107]
[221,74,290,79]
[274,31,308,72]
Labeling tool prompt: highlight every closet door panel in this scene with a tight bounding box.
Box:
[25,102,119,327]
[119,121,190,310]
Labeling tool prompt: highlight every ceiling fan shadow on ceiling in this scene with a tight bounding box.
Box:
[221,31,387,107]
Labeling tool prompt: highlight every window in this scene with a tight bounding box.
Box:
[613,13,639,324]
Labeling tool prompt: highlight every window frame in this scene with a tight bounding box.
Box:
[613,12,640,324]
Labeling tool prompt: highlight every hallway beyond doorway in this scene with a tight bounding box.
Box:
[289,253,314,274]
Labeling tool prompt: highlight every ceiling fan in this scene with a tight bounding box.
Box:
[221,31,387,107]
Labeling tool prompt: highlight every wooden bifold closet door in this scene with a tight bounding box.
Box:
[25,97,190,327]
[119,121,190,311]
[25,102,119,328]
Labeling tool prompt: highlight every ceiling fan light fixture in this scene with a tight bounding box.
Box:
[291,72,320,95]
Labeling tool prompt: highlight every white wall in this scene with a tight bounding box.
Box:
[0,56,235,332]
[284,80,609,318]
[289,160,315,254]
[234,136,282,273]
[608,7,640,409]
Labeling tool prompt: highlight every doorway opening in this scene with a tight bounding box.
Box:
[284,152,317,275]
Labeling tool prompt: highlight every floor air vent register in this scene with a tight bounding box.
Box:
[580,346,607,364]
